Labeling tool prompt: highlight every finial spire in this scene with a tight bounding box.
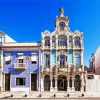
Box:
[59,7,64,16]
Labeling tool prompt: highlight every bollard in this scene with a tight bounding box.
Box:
[67,94,69,97]
[53,94,56,98]
[82,94,84,97]
[11,94,13,97]
[25,94,27,97]
[39,94,42,97]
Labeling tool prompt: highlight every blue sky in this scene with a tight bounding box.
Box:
[0,0,100,66]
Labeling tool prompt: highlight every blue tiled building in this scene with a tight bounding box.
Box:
[2,42,41,92]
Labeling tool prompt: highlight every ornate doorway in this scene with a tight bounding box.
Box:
[58,75,67,91]
[44,75,50,91]
[74,75,81,91]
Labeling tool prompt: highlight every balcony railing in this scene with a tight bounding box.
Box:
[58,45,67,49]
[14,63,26,70]
[45,46,50,49]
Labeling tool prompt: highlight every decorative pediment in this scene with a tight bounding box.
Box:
[43,30,50,35]
[42,30,51,38]
[74,30,83,36]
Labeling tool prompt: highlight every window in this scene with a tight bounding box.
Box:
[74,53,81,67]
[0,37,2,43]
[16,78,25,86]
[17,53,24,64]
[69,36,73,46]
[45,37,50,46]
[31,53,38,64]
[60,54,65,67]
[45,54,50,67]
[5,53,11,64]
[58,35,67,46]
[75,37,80,46]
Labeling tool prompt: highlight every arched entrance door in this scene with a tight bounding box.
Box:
[44,75,50,91]
[74,75,81,91]
[58,75,67,91]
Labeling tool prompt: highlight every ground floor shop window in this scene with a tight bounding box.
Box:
[16,78,25,86]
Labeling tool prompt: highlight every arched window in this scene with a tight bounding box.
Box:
[69,36,73,46]
[52,36,56,47]
[45,54,50,67]
[60,54,65,67]
[58,75,67,91]
[74,75,81,91]
[74,52,81,67]
[44,75,50,91]
[45,37,50,46]
[75,37,80,46]
[58,35,67,46]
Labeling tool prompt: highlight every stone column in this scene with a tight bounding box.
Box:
[41,76,44,92]
[72,78,75,92]
[67,78,70,92]
[80,38,83,48]
[56,35,58,49]
[50,36,52,48]
[73,37,75,48]
[50,50,52,68]
[81,50,83,68]
[54,77,57,92]
[81,73,84,92]
[73,51,76,71]
[42,37,45,48]
[67,36,69,48]
[42,51,44,68]
[50,77,53,92]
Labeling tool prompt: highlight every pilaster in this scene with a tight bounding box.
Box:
[71,77,75,92]
[54,76,58,92]
[41,76,44,92]
[50,77,54,92]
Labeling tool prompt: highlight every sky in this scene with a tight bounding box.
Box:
[0,0,100,66]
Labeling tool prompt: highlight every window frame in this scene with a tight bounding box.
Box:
[16,77,26,86]
[31,53,38,64]
[4,53,11,65]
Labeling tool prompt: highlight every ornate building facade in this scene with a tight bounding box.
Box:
[41,8,84,92]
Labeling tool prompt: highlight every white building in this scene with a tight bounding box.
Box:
[41,8,85,92]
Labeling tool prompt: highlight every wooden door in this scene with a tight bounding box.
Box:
[5,74,10,91]
[31,73,37,91]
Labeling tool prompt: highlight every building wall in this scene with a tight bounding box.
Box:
[94,47,100,74]
[86,75,100,92]
[3,50,40,91]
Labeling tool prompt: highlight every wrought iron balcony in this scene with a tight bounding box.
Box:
[14,63,26,70]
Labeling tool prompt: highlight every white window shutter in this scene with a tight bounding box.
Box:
[18,53,24,59]
[5,55,11,61]
[18,55,24,59]
[31,55,37,61]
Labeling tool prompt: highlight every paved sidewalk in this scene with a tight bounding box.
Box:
[0,91,100,99]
